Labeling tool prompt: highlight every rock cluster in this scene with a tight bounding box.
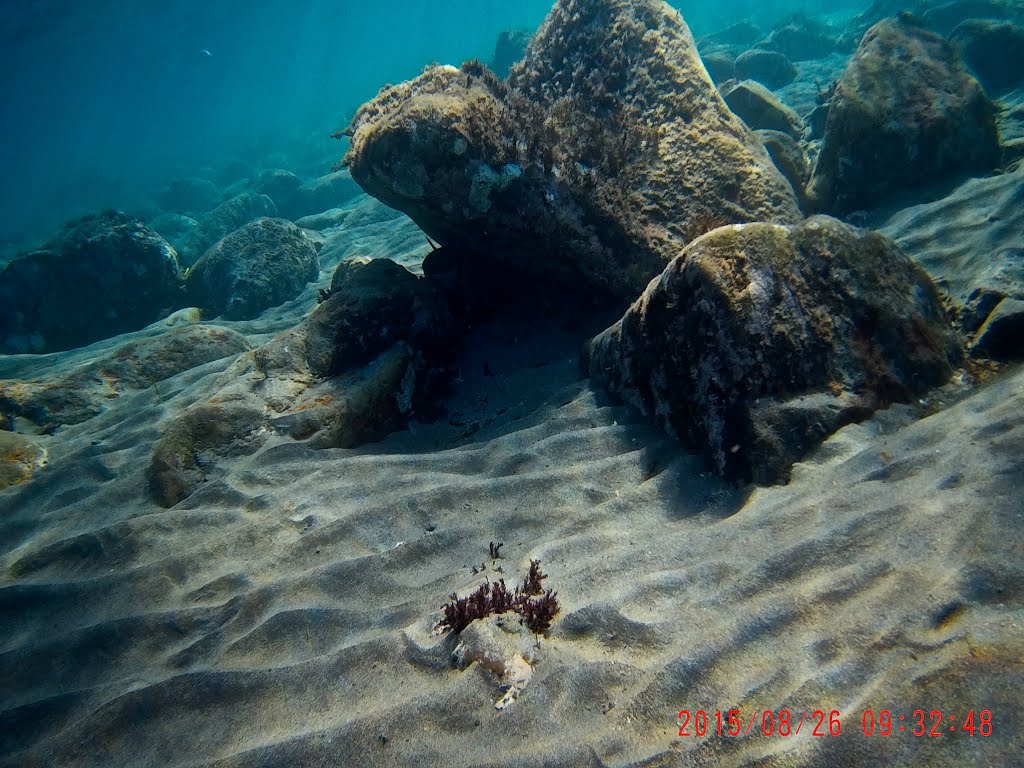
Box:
[343,0,801,305]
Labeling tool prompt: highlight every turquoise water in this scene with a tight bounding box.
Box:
[0,0,862,248]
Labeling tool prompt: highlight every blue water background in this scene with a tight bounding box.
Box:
[0,0,864,248]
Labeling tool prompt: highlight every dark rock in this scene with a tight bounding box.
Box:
[586,216,963,484]
[700,51,735,84]
[185,217,319,320]
[806,18,1000,215]
[491,28,533,79]
[761,16,845,61]
[148,213,198,255]
[343,0,800,307]
[721,80,805,138]
[805,103,830,139]
[951,19,1024,93]
[157,177,220,215]
[698,21,762,49]
[961,287,1008,336]
[971,297,1024,359]
[179,192,277,267]
[0,211,183,354]
[923,0,1014,36]
[0,324,251,430]
[734,49,798,89]
[756,129,810,207]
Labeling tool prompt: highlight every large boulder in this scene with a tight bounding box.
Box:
[807,17,1000,215]
[342,0,801,306]
[185,218,319,321]
[586,216,964,484]
[178,191,277,267]
[0,211,183,354]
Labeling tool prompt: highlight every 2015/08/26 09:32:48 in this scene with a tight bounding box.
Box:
[676,709,994,738]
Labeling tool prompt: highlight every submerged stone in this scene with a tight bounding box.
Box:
[807,17,1000,215]
[185,217,319,320]
[0,211,183,354]
[149,257,452,507]
[586,216,964,484]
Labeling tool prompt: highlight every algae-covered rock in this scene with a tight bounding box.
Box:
[807,17,1000,215]
[179,191,277,267]
[757,129,810,208]
[343,0,800,305]
[734,49,797,89]
[147,401,268,508]
[185,217,319,320]
[586,216,964,484]
[0,211,183,354]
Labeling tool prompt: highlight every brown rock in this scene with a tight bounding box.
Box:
[586,216,964,483]
[343,0,800,305]
[807,17,1000,214]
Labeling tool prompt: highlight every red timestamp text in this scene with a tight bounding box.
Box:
[676,709,842,738]
[861,709,993,737]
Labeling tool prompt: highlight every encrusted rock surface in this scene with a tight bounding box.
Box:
[185,217,319,320]
[178,191,277,267]
[586,216,964,483]
[807,17,1000,215]
[343,0,801,305]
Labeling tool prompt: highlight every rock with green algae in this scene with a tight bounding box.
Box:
[148,258,453,507]
[586,216,964,484]
[807,16,1000,215]
[343,0,800,306]
[0,431,46,490]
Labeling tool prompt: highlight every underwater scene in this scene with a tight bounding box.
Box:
[1,0,1023,765]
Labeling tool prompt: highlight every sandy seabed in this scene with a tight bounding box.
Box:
[1,189,1022,768]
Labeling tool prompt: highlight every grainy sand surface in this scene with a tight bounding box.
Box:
[1,193,1022,767]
